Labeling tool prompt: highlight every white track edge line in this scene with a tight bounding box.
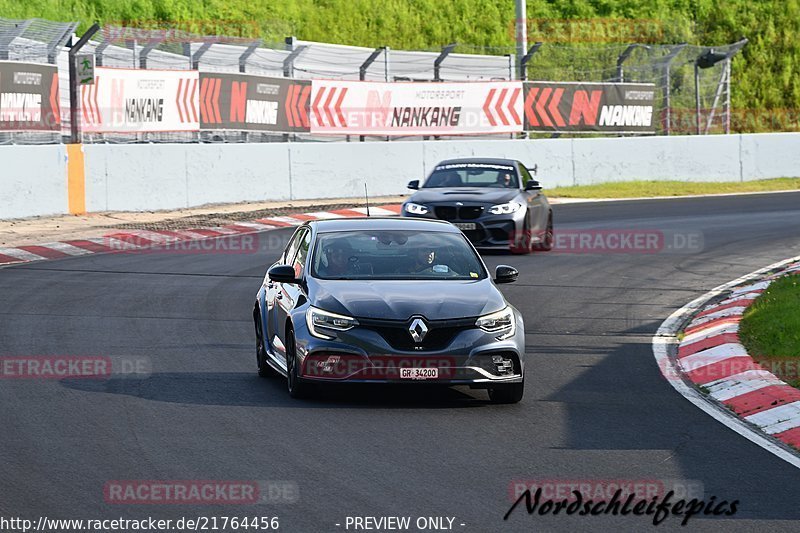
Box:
[652,255,800,469]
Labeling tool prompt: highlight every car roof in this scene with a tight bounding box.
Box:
[434,157,519,167]
[309,217,461,233]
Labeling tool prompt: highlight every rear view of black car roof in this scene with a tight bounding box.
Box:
[434,157,518,167]
[311,217,459,233]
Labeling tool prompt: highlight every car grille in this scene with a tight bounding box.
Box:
[358,316,476,351]
[433,205,484,221]
[459,206,483,220]
[434,206,457,221]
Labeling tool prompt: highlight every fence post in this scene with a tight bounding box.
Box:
[725,58,731,134]
[694,62,701,135]
[69,23,100,144]
[519,42,542,82]
[514,0,526,79]
[239,40,261,73]
[283,41,307,78]
[358,47,387,142]
[616,44,650,83]
[139,37,164,69]
[659,43,686,135]
[434,43,456,81]
[192,41,213,70]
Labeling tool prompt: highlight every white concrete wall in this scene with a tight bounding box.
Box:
[2,132,800,219]
[740,132,800,180]
[289,142,424,199]
[84,144,293,212]
[0,145,66,219]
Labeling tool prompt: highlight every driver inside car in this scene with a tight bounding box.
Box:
[495,172,514,188]
[318,240,357,277]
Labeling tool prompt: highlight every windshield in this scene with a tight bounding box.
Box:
[311,230,488,280]
[423,163,518,188]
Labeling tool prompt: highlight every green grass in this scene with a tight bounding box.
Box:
[546,178,800,198]
[739,274,800,386]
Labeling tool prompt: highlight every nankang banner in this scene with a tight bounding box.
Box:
[81,67,199,133]
[523,81,656,134]
[309,80,523,135]
[0,61,60,131]
[198,73,310,132]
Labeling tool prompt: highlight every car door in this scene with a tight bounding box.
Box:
[274,227,311,365]
[268,227,306,359]
[518,163,547,232]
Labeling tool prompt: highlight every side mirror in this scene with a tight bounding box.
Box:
[407,180,420,190]
[525,180,542,191]
[268,264,299,284]
[494,265,519,284]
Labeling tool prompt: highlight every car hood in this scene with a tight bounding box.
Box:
[308,278,506,321]
[409,187,519,205]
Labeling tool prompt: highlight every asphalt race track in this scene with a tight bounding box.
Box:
[2,192,800,532]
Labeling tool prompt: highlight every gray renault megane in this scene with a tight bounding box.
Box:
[253,217,526,403]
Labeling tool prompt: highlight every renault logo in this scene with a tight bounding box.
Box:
[408,317,429,343]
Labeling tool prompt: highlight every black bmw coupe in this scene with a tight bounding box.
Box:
[402,157,553,253]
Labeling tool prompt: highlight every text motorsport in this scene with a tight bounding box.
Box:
[504,486,738,526]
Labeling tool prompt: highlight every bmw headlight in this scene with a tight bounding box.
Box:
[476,306,516,340]
[306,306,359,339]
[404,202,429,215]
[489,201,522,215]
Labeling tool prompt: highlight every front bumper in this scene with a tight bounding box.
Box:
[402,206,525,248]
[293,312,525,387]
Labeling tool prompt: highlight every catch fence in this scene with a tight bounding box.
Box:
[0,17,751,144]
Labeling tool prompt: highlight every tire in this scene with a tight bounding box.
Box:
[510,215,533,254]
[488,378,524,404]
[533,212,553,252]
[285,328,310,398]
[254,307,272,378]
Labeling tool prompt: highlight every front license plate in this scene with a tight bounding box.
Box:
[454,222,476,231]
[400,367,439,380]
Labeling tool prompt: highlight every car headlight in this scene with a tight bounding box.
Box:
[404,202,429,215]
[306,306,359,339]
[476,306,516,340]
[489,201,522,215]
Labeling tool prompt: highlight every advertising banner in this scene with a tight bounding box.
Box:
[309,80,523,135]
[523,81,656,134]
[81,67,199,133]
[0,61,60,132]
[198,73,310,132]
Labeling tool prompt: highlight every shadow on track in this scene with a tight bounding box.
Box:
[59,372,492,409]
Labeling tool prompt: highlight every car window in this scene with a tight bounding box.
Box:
[282,227,307,265]
[518,164,532,186]
[424,163,519,188]
[311,230,487,281]
[292,229,312,278]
